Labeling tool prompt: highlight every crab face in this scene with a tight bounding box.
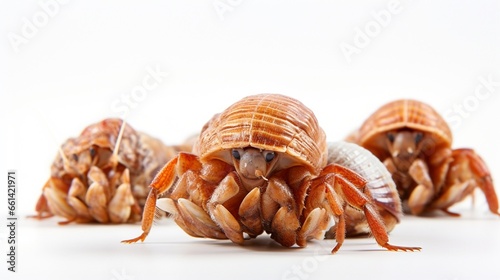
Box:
[356,99,452,160]
[385,130,425,170]
[229,147,280,188]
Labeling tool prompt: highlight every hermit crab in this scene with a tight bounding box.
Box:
[349,99,499,216]
[34,118,184,224]
[123,94,420,253]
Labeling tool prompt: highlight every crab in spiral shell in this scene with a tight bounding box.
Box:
[349,99,499,216]
[35,118,186,224]
[123,94,420,253]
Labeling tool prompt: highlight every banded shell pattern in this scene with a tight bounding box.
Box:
[357,99,452,157]
[194,94,328,174]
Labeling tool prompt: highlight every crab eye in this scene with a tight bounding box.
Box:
[232,149,241,160]
[72,154,78,162]
[387,133,395,143]
[415,133,423,144]
[263,151,275,162]
[89,147,96,158]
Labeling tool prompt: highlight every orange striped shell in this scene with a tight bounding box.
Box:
[193,94,327,174]
[357,99,452,155]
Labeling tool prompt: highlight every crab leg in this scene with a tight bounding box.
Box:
[322,164,421,253]
[458,149,499,216]
[108,169,136,223]
[121,156,179,243]
[239,187,263,237]
[85,166,111,223]
[324,184,346,253]
[67,177,92,223]
[43,178,75,220]
[433,148,499,216]
[298,208,329,245]
[34,192,53,219]
[322,165,365,253]
[207,172,246,244]
[263,176,301,247]
[407,159,434,215]
[297,177,332,247]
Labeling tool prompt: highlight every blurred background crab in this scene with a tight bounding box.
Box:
[348,99,499,216]
[34,118,189,224]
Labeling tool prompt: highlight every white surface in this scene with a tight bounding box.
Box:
[1,0,500,279]
[7,209,500,280]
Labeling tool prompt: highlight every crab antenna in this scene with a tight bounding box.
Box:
[255,170,268,181]
[110,118,127,168]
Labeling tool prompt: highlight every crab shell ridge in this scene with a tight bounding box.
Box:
[194,94,328,174]
[357,99,453,155]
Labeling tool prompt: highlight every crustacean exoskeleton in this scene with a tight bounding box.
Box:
[123,94,420,253]
[34,118,187,224]
[349,99,499,216]
[324,141,402,239]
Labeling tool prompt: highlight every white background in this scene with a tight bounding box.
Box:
[1,1,500,279]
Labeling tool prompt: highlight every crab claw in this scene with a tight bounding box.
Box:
[432,148,499,216]
[85,166,110,223]
[108,169,136,223]
[67,177,92,222]
[43,181,76,220]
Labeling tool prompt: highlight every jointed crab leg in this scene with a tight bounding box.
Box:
[430,148,500,216]
[122,156,179,243]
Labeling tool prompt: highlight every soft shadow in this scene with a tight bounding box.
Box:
[207,236,301,253]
